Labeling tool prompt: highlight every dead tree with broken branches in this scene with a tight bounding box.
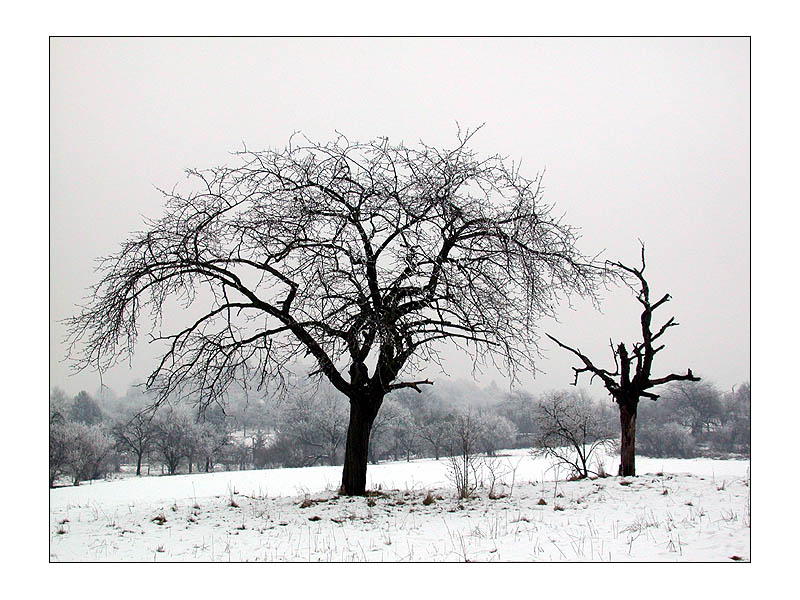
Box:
[548,246,699,476]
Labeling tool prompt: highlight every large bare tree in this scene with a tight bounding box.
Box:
[66,129,601,494]
[548,246,700,476]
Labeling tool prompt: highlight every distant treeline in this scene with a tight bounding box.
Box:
[49,378,750,487]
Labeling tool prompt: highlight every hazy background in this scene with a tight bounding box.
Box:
[49,37,750,400]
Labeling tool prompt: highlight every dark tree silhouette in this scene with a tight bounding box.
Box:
[548,246,700,476]
[65,129,601,494]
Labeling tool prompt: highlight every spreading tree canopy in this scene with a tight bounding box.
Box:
[66,128,602,494]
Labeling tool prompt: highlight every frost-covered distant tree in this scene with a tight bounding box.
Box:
[112,409,157,476]
[65,129,602,494]
[496,391,538,437]
[227,393,272,439]
[725,382,751,424]
[384,399,419,462]
[50,387,69,419]
[196,406,232,472]
[69,391,105,425]
[479,413,518,456]
[637,421,697,459]
[49,389,72,487]
[548,246,699,476]
[64,422,116,485]
[418,408,453,460]
[663,380,724,439]
[49,407,69,488]
[251,429,271,469]
[152,406,197,475]
[276,388,349,466]
[712,382,750,454]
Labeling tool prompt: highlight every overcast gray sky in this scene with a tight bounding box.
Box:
[49,37,749,399]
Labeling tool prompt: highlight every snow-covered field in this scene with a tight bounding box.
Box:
[49,450,750,562]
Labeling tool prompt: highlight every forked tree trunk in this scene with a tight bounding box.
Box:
[341,396,380,495]
[576,447,588,479]
[618,401,638,476]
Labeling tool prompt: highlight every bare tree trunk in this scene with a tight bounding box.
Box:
[618,401,638,476]
[341,397,379,495]
[135,452,143,476]
[577,447,588,478]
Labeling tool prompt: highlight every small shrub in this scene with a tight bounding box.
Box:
[422,491,435,505]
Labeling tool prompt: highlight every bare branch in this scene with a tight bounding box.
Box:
[387,379,434,393]
[546,334,619,391]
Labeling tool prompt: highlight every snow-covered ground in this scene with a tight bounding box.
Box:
[49,450,750,562]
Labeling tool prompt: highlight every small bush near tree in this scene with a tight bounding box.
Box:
[533,391,615,479]
[446,410,485,499]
